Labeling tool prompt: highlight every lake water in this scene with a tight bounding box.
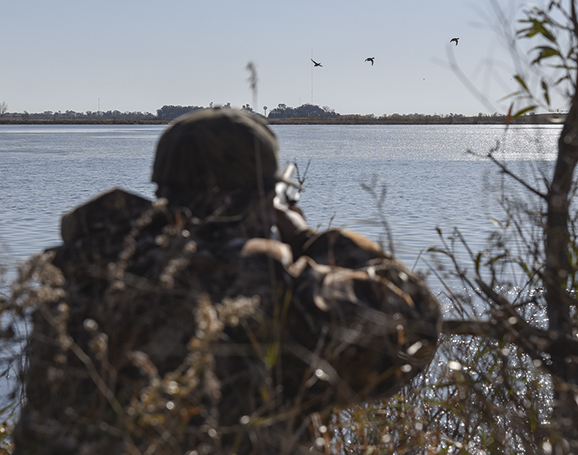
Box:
[0,122,563,417]
[0,123,561,284]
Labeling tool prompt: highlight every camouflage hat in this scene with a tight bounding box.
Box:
[152,108,279,193]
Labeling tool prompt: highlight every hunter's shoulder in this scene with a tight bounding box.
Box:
[292,227,388,268]
[61,188,152,243]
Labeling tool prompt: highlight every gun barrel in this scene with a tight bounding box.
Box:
[281,163,296,182]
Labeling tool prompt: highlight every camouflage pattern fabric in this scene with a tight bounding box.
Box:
[13,187,440,455]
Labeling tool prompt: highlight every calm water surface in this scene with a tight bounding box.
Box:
[0,123,560,274]
[0,122,562,408]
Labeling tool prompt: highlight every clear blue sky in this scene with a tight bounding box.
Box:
[0,0,559,116]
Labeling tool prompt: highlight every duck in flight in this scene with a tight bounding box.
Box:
[311,59,323,67]
[450,37,459,46]
[365,57,375,66]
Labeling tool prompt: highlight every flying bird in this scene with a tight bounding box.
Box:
[311,59,323,67]
[365,57,375,66]
[450,37,459,46]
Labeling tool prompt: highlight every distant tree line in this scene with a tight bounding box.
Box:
[156,105,206,119]
[0,103,341,120]
[267,103,339,119]
[2,110,156,119]
[0,102,561,124]
[2,104,238,120]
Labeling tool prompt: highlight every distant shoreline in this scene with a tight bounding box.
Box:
[0,117,172,125]
[267,114,561,125]
[0,113,562,126]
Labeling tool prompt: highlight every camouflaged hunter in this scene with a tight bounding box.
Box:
[14,108,441,455]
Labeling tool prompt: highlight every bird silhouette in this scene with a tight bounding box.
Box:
[311,59,323,67]
[365,57,375,66]
[450,37,459,46]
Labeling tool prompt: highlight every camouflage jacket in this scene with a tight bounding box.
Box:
[15,187,441,455]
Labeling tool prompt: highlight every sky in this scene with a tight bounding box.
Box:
[0,0,566,117]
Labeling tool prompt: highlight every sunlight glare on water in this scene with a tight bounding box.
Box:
[0,121,563,418]
[274,124,559,269]
[0,123,561,281]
